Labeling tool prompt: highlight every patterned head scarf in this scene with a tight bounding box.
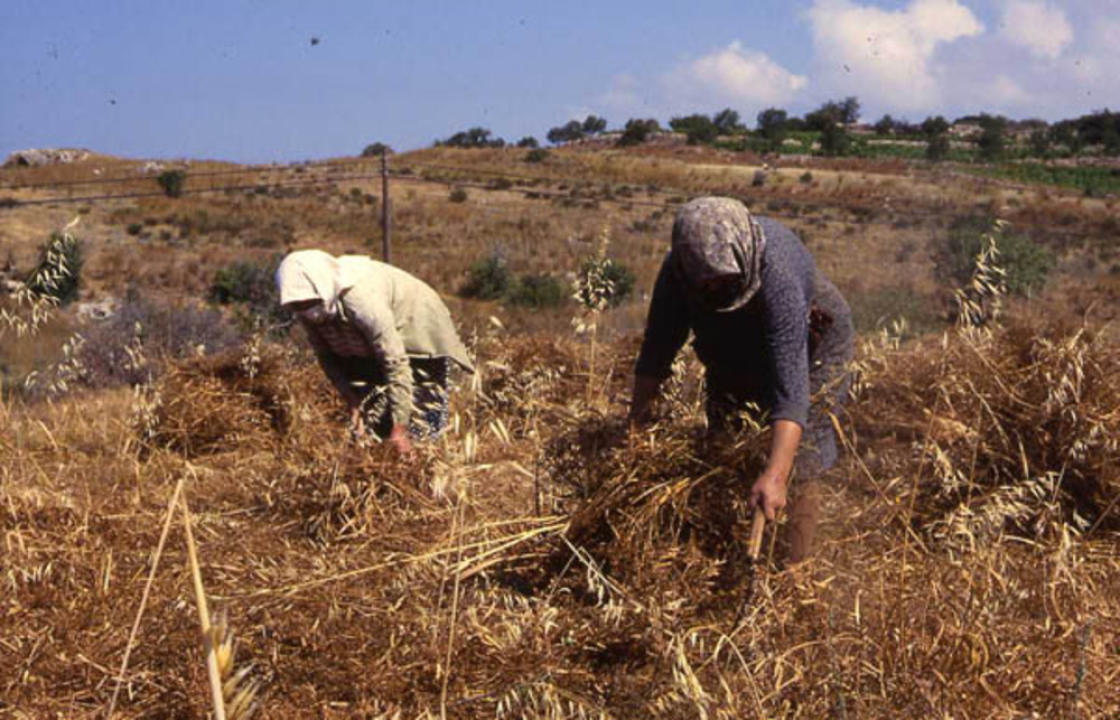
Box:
[671,196,765,313]
[275,249,367,319]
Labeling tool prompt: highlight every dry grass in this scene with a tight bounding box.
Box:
[2,306,1118,717]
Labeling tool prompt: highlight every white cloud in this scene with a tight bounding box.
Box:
[595,43,806,122]
[660,42,807,111]
[805,0,983,112]
[1000,1,1073,59]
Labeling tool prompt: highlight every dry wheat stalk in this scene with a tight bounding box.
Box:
[181,487,261,720]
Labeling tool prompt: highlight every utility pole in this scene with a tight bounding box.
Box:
[380,148,392,264]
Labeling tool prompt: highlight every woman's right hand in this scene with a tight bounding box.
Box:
[388,424,414,458]
[350,406,366,437]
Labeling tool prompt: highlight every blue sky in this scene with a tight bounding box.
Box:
[1,1,1116,163]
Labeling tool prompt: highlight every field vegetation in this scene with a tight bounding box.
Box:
[1,135,1119,717]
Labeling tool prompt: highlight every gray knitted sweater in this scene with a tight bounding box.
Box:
[634,216,850,429]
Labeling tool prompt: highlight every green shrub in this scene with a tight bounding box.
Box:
[926,134,950,162]
[126,223,143,236]
[616,118,660,147]
[848,286,942,336]
[574,257,635,309]
[525,148,549,163]
[208,258,284,325]
[506,273,568,308]
[26,229,84,305]
[449,187,468,203]
[459,252,512,300]
[819,123,850,156]
[799,171,813,184]
[156,170,186,198]
[938,216,1053,296]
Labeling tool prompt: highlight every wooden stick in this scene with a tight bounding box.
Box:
[105,475,184,719]
[181,491,228,720]
[747,506,766,561]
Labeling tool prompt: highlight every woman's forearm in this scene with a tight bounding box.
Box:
[765,419,803,483]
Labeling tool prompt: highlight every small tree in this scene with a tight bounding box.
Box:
[874,114,896,135]
[976,115,1008,162]
[669,114,718,144]
[438,127,504,148]
[819,121,850,156]
[360,142,392,157]
[926,134,950,162]
[617,118,660,147]
[547,120,585,144]
[921,115,950,137]
[756,108,788,149]
[805,96,860,131]
[922,116,951,162]
[581,115,608,135]
[712,108,744,135]
[516,136,539,148]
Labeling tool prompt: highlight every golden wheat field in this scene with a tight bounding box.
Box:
[2,145,1119,718]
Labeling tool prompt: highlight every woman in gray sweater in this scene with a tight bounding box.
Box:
[630,197,853,562]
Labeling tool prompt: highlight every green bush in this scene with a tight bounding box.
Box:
[926,134,950,162]
[574,257,635,309]
[449,187,468,203]
[208,258,282,318]
[525,148,549,163]
[617,118,660,147]
[848,286,943,336]
[459,252,512,300]
[126,223,143,236]
[506,273,568,308]
[156,170,186,198]
[938,216,1053,297]
[819,123,850,156]
[26,230,84,305]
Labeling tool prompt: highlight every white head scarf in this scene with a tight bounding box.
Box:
[275,249,367,318]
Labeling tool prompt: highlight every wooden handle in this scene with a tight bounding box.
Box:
[747,506,766,561]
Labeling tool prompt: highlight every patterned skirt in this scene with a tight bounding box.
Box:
[333,355,451,441]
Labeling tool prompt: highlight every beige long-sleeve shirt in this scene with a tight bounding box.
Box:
[301,259,474,427]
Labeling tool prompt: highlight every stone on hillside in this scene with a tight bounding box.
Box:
[4,148,92,168]
[76,298,117,322]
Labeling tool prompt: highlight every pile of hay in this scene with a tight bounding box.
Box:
[851,318,1120,547]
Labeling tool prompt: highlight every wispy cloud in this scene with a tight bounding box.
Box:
[660,42,807,113]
